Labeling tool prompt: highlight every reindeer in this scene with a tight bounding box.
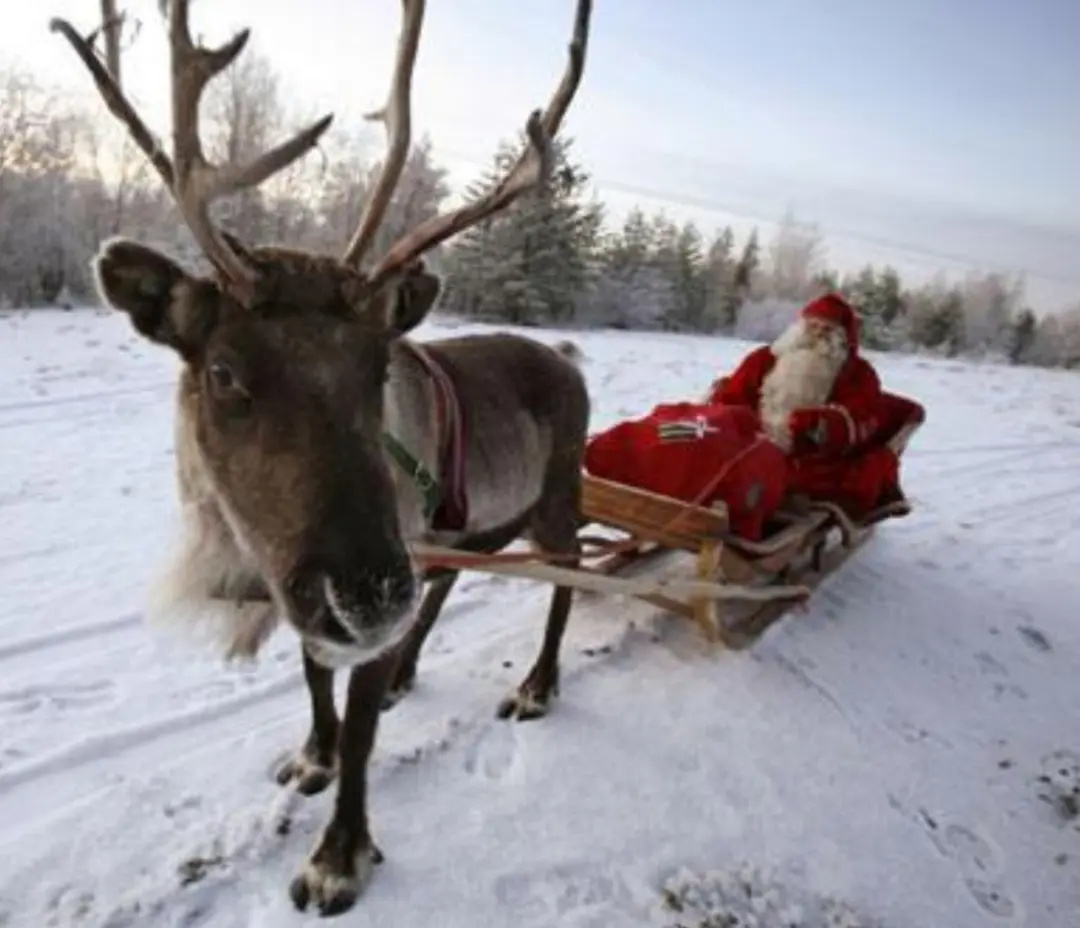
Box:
[51,0,593,916]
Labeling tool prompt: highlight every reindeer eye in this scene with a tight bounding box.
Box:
[208,361,235,391]
[206,360,250,410]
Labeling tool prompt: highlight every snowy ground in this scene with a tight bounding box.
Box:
[0,306,1077,928]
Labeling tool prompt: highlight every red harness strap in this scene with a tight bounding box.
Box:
[402,341,469,532]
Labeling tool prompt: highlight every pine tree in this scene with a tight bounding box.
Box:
[666,221,707,330]
[1006,308,1036,364]
[702,225,737,332]
[732,227,760,301]
[439,134,601,325]
[587,208,673,328]
[907,284,964,355]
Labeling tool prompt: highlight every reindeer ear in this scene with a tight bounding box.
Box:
[93,237,218,358]
[387,263,441,336]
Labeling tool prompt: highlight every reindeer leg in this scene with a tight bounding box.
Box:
[276,646,340,796]
[290,652,396,916]
[381,571,459,710]
[497,473,582,722]
[391,514,532,712]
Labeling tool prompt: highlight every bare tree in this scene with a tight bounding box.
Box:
[203,45,288,242]
[764,207,827,301]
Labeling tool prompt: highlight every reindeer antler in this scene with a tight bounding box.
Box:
[343,0,592,292]
[341,0,427,271]
[50,1,333,304]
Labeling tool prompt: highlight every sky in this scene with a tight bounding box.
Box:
[5,0,1079,313]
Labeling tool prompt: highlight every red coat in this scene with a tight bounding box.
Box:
[708,345,885,453]
[708,345,912,517]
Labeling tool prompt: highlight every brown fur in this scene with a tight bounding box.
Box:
[93,235,590,915]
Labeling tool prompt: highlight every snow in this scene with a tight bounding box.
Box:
[1,306,1078,928]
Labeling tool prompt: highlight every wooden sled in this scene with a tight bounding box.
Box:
[574,478,870,648]
[412,398,923,650]
[568,401,923,647]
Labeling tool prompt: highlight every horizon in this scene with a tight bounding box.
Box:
[5,0,1078,314]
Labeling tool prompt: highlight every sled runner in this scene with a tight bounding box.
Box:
[412,397,922,649]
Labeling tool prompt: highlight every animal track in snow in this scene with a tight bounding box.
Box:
[914,811,1020,920]
[1035,749,1080,823]
[463,721,520,782]
[0,679,116,717]
[973,650,1009,677]
[1016,624,1052,653]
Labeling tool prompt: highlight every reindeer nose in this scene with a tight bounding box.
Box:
[285,557,354,644]
[288,552,416,632]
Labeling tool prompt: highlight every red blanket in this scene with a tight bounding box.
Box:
[584,402,788,540]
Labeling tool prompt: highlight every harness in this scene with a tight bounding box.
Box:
[382,342,469,532]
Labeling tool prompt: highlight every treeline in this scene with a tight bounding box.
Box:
[439,133,1077,368]
[1,56,1076,369]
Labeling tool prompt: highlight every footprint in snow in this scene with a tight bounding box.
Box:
[0,679,116,716]
[974,650,1009,677]
[463,721,519,782]
[1016,625,1052,653]
[1035,749,1080,823]
[915,811,1020,919]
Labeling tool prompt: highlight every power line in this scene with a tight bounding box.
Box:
[433,144,1080,291]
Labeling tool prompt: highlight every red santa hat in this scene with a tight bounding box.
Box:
[800,292,860,350]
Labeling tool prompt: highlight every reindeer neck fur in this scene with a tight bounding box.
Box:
[145,373,282,660]
[759,319,849,452]
[382,338,447,541]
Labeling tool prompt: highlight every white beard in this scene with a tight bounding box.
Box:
[759,319,849,452]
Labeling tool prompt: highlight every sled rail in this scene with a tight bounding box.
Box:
[411,542,811,605]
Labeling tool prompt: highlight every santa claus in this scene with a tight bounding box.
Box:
[707,292,921,522]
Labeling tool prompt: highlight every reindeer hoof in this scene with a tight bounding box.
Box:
[275,751,337,796]
[289,842,383,916]
[496,686,552,721]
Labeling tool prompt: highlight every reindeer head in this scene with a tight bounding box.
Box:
[52,0,592,666]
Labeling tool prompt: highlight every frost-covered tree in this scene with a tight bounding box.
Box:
[957,271,1025,356]
[905,280,965,355]
[839,264,906,350]
[763,208,826,302]
[733,297,801,342]
[0,68,87,303]
[584,208,672,328]
[1006,308,1037,364]
[731,227,761,303]
[203,45,290,243]
[645,214,706,330]
[702,225,739,332]
[440,134,602,325]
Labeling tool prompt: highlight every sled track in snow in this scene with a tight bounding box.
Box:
[0,380,171,416]
[0,381,172,431]
[0,613,143,662]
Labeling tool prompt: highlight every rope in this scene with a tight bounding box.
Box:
[411,431,774,572]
